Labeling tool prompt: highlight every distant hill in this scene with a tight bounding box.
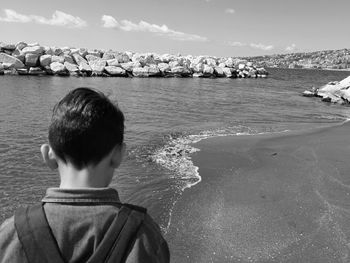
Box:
[242,49,350,70]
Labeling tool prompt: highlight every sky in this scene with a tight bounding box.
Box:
[0,0,349,57]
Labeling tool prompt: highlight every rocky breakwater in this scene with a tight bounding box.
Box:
[303,76,350,104]
[0,42,268,78]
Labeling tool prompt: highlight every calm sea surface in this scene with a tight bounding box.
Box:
[1,68,350,258]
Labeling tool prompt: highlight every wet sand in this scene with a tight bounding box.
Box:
[166,122,350,263]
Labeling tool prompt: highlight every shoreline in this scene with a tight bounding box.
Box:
[165,122,350,262]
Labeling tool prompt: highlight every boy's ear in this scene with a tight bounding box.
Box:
[111,143,126,168]
[40,144,58,170]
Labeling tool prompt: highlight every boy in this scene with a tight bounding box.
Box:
[0,87,170,263]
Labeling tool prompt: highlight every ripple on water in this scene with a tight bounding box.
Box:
[0,143,10,154]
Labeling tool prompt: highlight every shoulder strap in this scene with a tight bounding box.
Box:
[122,203,147,214]
[14,204,65,263]
[106,204,147,263]
[87,204,147,263]
[14,203,146,263]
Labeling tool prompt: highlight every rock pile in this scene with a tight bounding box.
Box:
[303,76,350,104]
[0,41,268,78]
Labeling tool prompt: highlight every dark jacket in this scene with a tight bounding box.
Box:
[0,188,170,263]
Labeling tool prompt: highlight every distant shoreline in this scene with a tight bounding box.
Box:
[245,48,350,71]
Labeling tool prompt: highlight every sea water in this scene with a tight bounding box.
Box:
[0,68,349,242]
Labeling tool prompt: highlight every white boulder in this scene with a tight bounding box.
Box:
[225,58,234,68]
[27,42,40,47]
[214,67,224,77]
[51,55,65,64]
[40,55,52,67]
[16,68,28,75]
[21,46,45,55]
[46,47,63,56]
[218,62,226,68]
[192,56,205,65]
[192,73,204,78]
[161,54,173,63]
[0,42,15,50]
[72,53,91,72]
[317,82,343,97]
[106,59,120,66]
[50,62,66,74]
[0,53,25,68]
[338,88,350,102]
[203,65,214,76]
[64,62,79,73]
[169,60,181,68]
[15,41,27,50]
[79,48,88,57]
[78,63,92,72]
[70,48,80,55]
[102,52,116,60]
[105,66,126,76]
[192,63,204,73]
[85,55,100,62]
[223,67,233,77]
[338,76,350,89]
[120,61,141,72]
[116,53,130,63]
[28,67,46,75]
[72,53,86,65]
[148,66,161,76]
[64,55,75,64]
[171,66,191,76]
[61,47,71,55]
[89,59,106,74]
[238,64,246,70]
[133,67,149,77]
[157,63,171,72]
[87,49,102,57]
[206,58,217,67]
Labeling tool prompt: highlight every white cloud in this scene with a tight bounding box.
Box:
[101,15,119,28]
[33,11,87,27]
[228,41,245,47]
[250,43,274,51]
[225,8,235,14]
[228,41,275,51]
[0,9,87,28]
[102,15,208,42]
[285,43,296,52]
[0,9,31,23]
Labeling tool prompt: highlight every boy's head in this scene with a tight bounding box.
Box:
[47,87,125,170]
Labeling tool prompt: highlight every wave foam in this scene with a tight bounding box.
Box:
[151,125,296,232]
[151,125,262,191]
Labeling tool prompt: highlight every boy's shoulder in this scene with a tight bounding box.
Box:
[121,203,168,252]
[0,204,170,263]
[128,211,170,263]
[0,216,15,240]
[0,215,27,263]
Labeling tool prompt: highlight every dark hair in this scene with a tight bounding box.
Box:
[48,87,125,169]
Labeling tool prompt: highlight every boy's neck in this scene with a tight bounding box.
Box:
[58,162,114,189]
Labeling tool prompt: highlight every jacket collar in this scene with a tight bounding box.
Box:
[42,187,121,204]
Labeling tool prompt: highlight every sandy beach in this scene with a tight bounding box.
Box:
[165,122,350,263]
